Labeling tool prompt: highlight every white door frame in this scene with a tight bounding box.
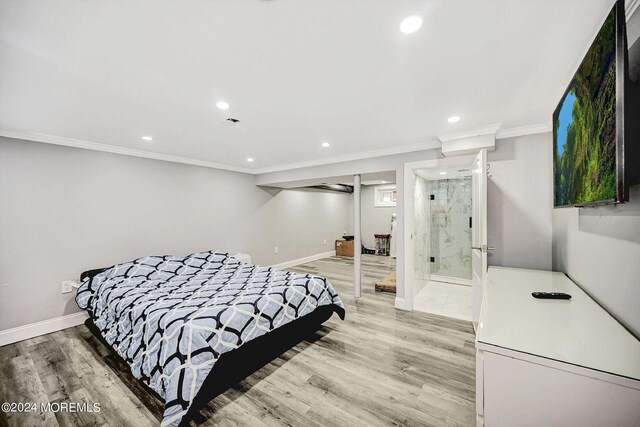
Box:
[471,148,488,330]
[400,155,476,311]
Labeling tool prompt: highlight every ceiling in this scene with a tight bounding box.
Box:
[0,0,620,173]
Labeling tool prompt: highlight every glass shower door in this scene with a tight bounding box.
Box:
[429,177,472,282]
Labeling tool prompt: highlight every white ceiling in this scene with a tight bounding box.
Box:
[0,0,617,173]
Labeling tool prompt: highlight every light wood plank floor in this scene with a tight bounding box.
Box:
[0,255,475,427]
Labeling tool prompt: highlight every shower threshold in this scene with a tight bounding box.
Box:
[429,274,471,287]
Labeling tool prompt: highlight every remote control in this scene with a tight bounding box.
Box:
[532,292,571,300]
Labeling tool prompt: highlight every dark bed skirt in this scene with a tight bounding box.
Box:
[84,303,344,426]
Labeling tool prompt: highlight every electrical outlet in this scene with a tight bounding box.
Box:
[274,246,279,254]
[61,280,74,294]
[323,239,327,245]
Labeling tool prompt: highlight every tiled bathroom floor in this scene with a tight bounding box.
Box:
[413,280,473,321]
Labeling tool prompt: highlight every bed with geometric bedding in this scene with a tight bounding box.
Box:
[75,250,345,427]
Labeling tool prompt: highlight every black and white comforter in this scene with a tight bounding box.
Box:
[75,251,344,427]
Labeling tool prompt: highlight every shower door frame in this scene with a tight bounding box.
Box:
[430,274,472,286]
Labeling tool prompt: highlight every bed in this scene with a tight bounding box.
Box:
[75,250,345,427]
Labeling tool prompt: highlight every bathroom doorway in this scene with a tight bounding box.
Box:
[412,167,473,321]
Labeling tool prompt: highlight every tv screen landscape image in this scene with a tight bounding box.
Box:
[553,6,617,207]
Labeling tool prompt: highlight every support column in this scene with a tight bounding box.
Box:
[354,174,361,298]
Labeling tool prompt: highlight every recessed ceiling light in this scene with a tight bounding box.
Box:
[448,116,460,123]
[216,101,230,110]
[381,181,388,184]
[142,136,152,141]
[400,16,423,34]
[440,172,447,175]
[246,157,254,162]
[321,142,330,148]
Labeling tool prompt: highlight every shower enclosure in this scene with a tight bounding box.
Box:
[415,175,472,286]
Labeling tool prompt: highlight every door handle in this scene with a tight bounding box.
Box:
[472,245,496,253]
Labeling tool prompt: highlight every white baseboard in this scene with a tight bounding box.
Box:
[271,251,336,269]
[0,311,89,347]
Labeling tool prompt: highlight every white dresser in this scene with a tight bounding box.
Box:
[475,267,640,427]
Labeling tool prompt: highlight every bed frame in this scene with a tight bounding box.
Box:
[80,268,343,426]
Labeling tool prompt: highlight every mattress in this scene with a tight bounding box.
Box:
[75,250,344,426]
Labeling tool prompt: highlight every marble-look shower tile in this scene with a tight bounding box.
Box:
[423,281,451,294]
[445,289,473,305]
[414,298,447,313]
[414,281,472,320]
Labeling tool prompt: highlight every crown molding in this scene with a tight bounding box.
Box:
[1,123,553,177]
[496,122,552,139]
[1,129,442,176]
[627,0,639,18]
[437,123,502,143]
[250,139,442,174]
[0,130,254,174]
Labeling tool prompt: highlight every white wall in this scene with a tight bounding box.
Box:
[487,133,554,270]
[0,137,350,331]
[553,185,640,338]
[360,185,395,249]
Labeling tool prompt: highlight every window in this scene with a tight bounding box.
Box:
[374,185,397,207]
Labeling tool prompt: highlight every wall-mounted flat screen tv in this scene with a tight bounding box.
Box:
[553,1,630,207]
